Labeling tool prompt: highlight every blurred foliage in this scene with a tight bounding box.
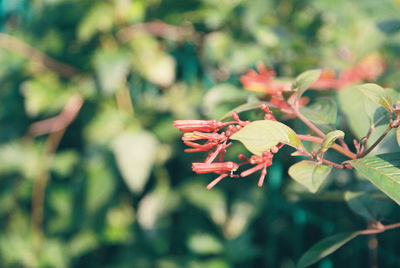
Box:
[1,0,400,267]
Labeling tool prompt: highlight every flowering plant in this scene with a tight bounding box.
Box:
[174,56,400,267]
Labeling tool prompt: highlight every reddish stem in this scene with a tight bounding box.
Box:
[292,107,326,138]
[359,222,400,235]
[297,134,356,159]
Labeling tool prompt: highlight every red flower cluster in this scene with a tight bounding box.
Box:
[240,55,385,97]
[240,63,309,116]
[240,62,291,94]
[312,54,386,89]
[174,109,281,189]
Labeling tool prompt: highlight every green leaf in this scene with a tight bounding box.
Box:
[320,130,345,153]
[344,191,375,221]
[93,49,130,95]
[377,19,400,34]
[220,95,266,120]
[356,83,393,112]
[350,153,400,205]
[338,86,398,142]
[187,233,224,255]
[113,131,159,194]
[299,98,337,133]
[292,69,321,98]
[396,127,400,147]
[230,120,301,155]
[288,161,332,193]
[202,83,250,118]
[297,232,360,268]
[85,155,116,214]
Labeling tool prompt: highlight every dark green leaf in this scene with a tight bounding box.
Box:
[350,153,400,205]
[396,127,400,147]
[344,191,375,220]
[230,120,301,155]
[297,232,360,268]
[377,19,400,34]
[288,160,332,193]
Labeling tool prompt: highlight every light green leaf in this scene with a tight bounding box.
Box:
[230,120,301,155]
[338,86,398,142]
[137,187,180,230]
[93,49,130,95]
[113,131,158,194]
[356,83,393,112]
[297,232,360,268]
[220,95,266,120]
[292,69,321,98]
[288,161,332,193]
[350,153,400,205]
[187,233,224,255]
[202,84,250,118]
[299,98,337,133]
[130,36,176,87]
[77,3,114,42]
[344,191,375,221]
[320,130,345,153]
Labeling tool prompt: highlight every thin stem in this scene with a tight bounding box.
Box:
[292,107,326,138]
[297,134,357,159]
[358,126,392,158]
[321,159,345,169]
[339,138,350,151]
[30,95,83,251]
[0,33,80,78]
[359,221,400,235]
[368,235,378,268]
[359,115,387,154]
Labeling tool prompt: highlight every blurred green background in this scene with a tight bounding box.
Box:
[1,0,400,267]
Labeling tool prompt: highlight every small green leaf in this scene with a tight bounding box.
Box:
[230,120,301,155]
[297,232,360,268]
[320,130,345,153]
[344,191,375,221]
[350,153,400,205]
[288,161,332,193]
[356,83,393,112]
[292,69,321,98]
[220,95,266,120]
[299,98,337,133]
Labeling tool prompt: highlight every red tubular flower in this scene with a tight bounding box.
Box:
[192,161,239,174]
[192,161,240,190]
[173,120,225,132]
[206,174,228,190]
[240,150,274,187]
[182,131,226,142]
[183,140,219,153]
